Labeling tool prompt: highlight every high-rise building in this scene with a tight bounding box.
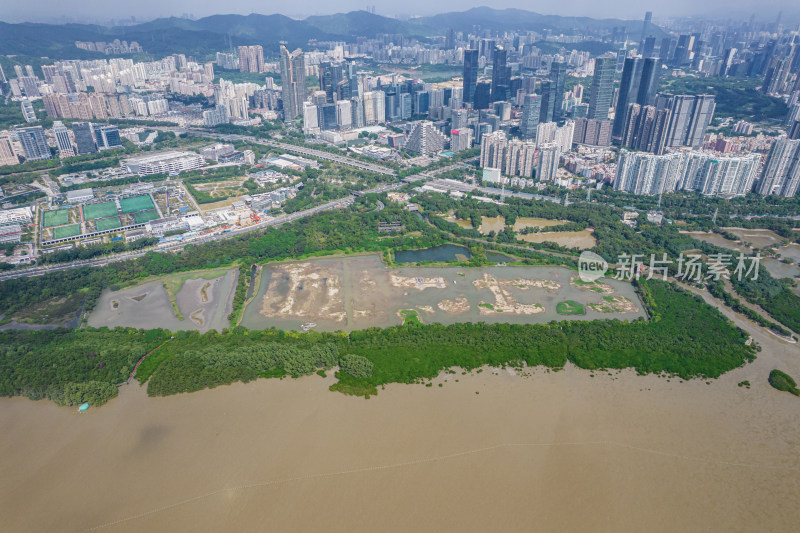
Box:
[52,121,75,157]
[480,131,508,170]
[615,150,684,195]
[519,93,541,140]
[549,61,567,123]
[612,57,642,140]
[503,139,536,178]
[678,151,760,197]
[21,100,37,123]
[303,102,320,135]
[573,118,613,147]
[757,138,800,197]
[537,143,560,181]
[588,56,615,120]
[637,58,661,107]
[16,126,51,161]
[238,46,265,73]
[72,122,97,154]
[656,94,716,149]
[491,47,510,102]
[335,100,352,130]
[462,49,479,105]
[473,82,491,110]
[405,121,447,155]
[280,46,307,122]
[621,103,671,154]
[450,129,472,152]
[320,62,344,103]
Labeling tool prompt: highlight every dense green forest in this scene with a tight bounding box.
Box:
[0,280,756,405]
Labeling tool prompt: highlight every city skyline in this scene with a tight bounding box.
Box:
[0,2,797,25]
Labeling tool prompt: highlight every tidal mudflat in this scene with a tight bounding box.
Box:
[89,269,237,332]
[240,254,644,331]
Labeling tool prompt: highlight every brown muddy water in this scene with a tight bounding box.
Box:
[240,254,644,331]
[2,304,799,533]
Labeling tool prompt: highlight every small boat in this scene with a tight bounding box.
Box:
[78,403,90,412]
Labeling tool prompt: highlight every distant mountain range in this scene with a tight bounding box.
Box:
[0,8,664,59]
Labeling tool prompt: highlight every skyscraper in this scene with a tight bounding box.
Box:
[656,94,716,149]
[519,93,541,140]
[612,57,642,141]
[636,58,661,107]
[280,46,307,122]
[549,61,567,123]
[462,50,479,105]
[16,126,51,161]
[491,47,510,103]
[538,80,555,123]
[588,56,615,120]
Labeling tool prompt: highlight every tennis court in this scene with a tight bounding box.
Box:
[133,209,159,224]
[120,195,155,213]
[95,216,122,231]
[83,201,118,220]
[43,209,69,227]
[53,224,81,239]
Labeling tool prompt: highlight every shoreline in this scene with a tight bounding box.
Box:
[2,349,799,532]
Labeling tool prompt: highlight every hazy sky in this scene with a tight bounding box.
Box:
[0,0,794,24]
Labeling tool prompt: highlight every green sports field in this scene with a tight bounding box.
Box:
[83,201,118,220]
[120,195,155,213]
[53,224,81,239]
[43,209,69,227]
[133,209,159,224]
[95,216,122,231]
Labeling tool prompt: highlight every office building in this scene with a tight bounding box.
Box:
[52,121,75,157]
[757,138,800,197]
[16,126,51,161]
[95,125,121,149]
[612,57,641,140]
[637,58,661,107]
[519,93,541,140]
[280,46,307,122]
[462,49,479,104]
[303,102,320,135]
[491,47,510,102]
[588,56,615,120]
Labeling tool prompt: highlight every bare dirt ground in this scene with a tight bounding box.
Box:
[438,297,471,314]
[259,262,345,322]
[588,295,639,314]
